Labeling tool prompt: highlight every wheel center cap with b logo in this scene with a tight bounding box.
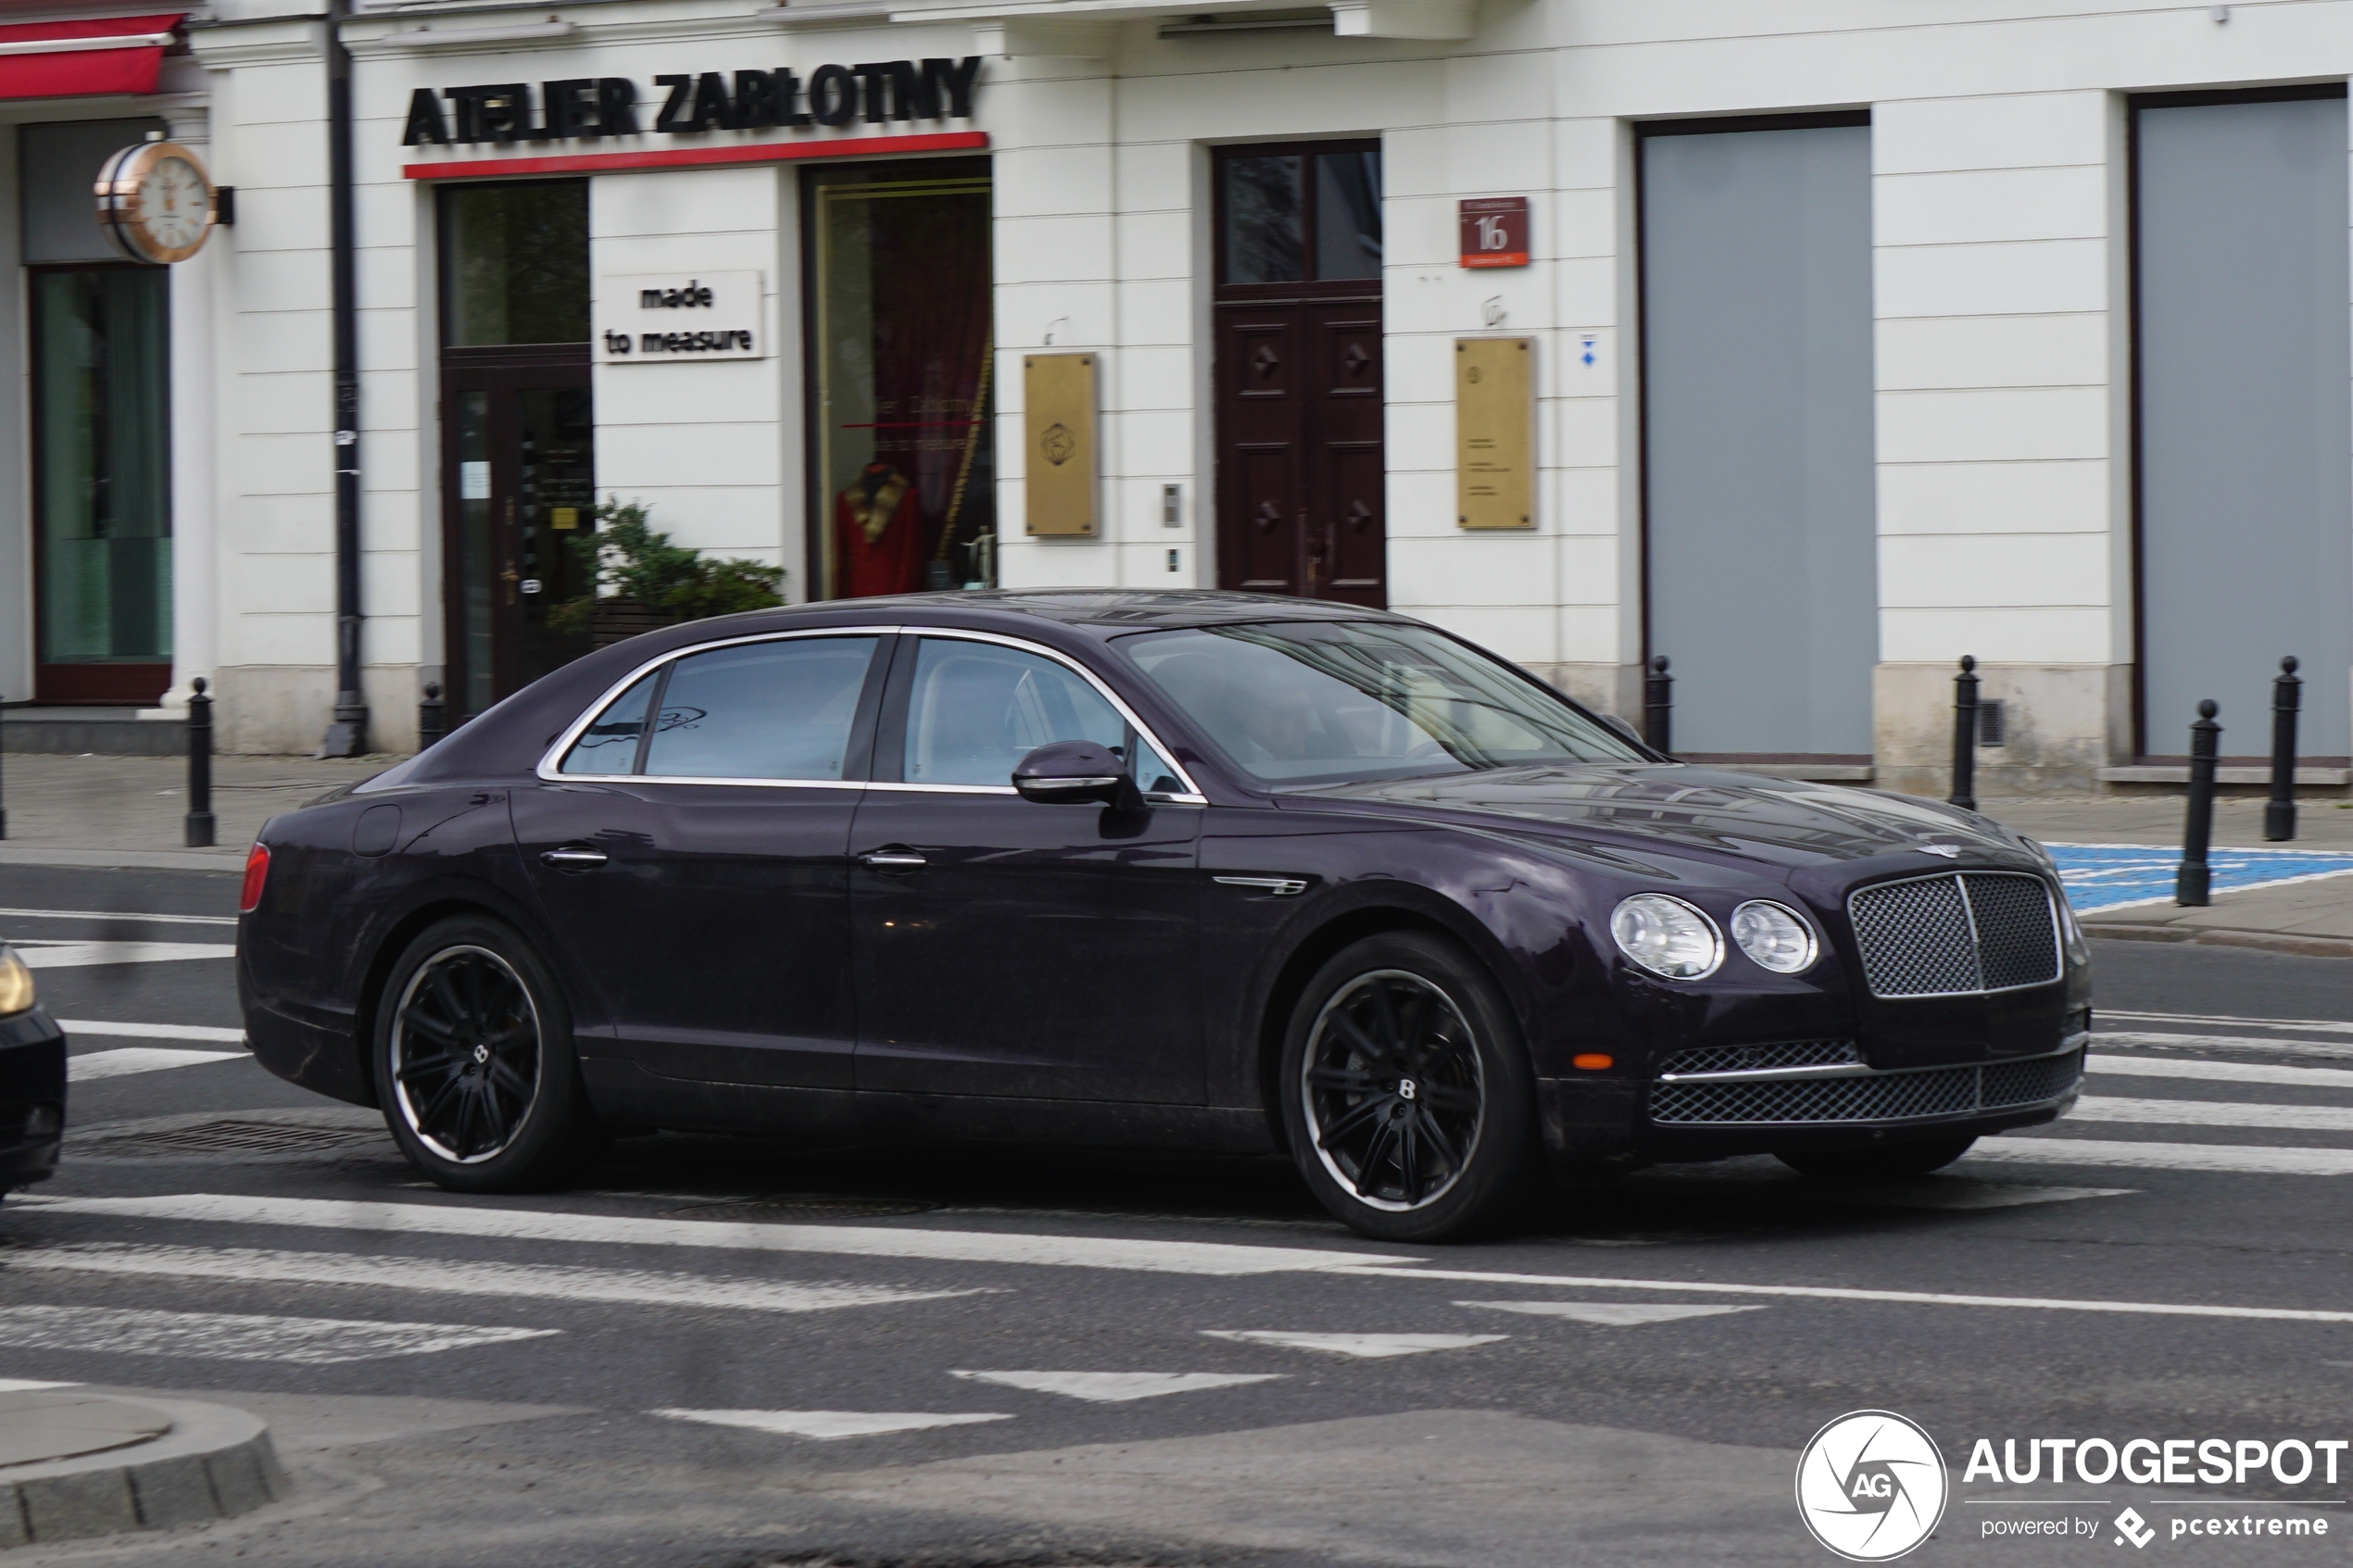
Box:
[472,1043,491,1066]
[1795,1411,1948,1562]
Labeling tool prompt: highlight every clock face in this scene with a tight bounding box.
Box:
[98,143,214,265]
[137,157,209,253]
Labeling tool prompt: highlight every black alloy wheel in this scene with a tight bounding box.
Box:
[376,915,602,1191]
[1280,931,1539,1242]
[392,946,540,1163]
[1776,1135,1979,1180]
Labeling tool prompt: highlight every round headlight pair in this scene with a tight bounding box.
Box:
[1608,895,1818,980]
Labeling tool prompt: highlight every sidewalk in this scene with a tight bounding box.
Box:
[0,753,397,872]
[0,755,2344,955]
[1980,796,2353,958]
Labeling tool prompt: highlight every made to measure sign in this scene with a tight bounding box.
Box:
[596,272,765,362]
[1459,196,1529,269]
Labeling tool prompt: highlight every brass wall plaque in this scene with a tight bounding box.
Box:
[1024,352,1098,536]
[1456,336,1534,530]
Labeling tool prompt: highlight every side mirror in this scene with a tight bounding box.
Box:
[1012,740,1140,809]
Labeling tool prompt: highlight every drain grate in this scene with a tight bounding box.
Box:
[670,1196,938,1221]
[73,1120,387,1159]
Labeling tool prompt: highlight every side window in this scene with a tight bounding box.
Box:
[1131,734,1185,796]
[640,636,879,780]
[902,638,1126,787]
[559,669,660,775]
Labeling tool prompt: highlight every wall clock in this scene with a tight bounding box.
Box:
[95,138,216,266]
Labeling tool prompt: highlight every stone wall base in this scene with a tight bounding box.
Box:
[1874,661,2130,797]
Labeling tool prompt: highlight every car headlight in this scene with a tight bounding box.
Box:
[1609,894,1723,981]
[0,946,33,1018]
[1730,900,1818,974]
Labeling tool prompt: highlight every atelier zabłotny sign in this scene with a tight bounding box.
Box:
[399,57,982,144]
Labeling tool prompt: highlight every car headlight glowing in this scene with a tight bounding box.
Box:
[1609,894,1723,981]
[0,947,33,1018]
[1730,900,1818,974]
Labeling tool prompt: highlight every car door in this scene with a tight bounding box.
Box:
[512,632,889,1088]
[848,633,1205,1103]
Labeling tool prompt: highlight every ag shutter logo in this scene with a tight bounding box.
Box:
[1796,1411,1950,1562]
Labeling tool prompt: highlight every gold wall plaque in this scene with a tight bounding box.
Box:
[1456,336,1534,530]
[1024,352,1098,536]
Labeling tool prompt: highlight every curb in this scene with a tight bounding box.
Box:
[1,1399,287,1546]
[0,847,247,872]
[2086,924,2353,960]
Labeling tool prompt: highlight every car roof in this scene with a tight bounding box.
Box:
[722,589,1413,637]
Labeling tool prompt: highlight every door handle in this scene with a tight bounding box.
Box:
[540,847,609,871]
[859,849,927,872]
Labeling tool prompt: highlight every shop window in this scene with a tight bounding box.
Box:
[439,181,589,346]
[1216,145,1383,287]
[31,267,171,675]
[806,158,996,598]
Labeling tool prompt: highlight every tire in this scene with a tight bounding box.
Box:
[373,914,604,1192]
[1776,1135,1978,1180]
[1279,931,1541,1242]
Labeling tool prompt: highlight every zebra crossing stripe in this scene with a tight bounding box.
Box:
[13,941,236,970]
[2091,1053,2353,1090]
[0,1305,553,1364]
[2070,1097,2353,1134]
[7,1244,1000,1314]
[21,1194,1417,1276]
[1969,1138,2353,1176]
[656,1409,1012,1439]
[57,1020,246,1044]
[67,1047,245,1082]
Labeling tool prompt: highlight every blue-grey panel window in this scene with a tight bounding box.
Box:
[640,637,880,780]
[1641,119,1878,757]
[2136,92,2351,758]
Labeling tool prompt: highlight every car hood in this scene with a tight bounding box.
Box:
[1281,764,2034,872]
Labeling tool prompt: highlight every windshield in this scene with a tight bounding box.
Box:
[1120,621,1648,786]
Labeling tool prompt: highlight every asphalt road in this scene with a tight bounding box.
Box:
[5,862,2353,1567]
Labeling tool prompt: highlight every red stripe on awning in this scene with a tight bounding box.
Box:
[0,12,182,101]
[404,130,989,180]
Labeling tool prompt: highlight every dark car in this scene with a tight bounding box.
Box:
[0,942,66,1194]
[238,591,2088,1239]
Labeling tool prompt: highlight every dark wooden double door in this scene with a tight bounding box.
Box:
[1213,142,1387,608]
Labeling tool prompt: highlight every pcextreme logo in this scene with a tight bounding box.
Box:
[1796,1410,1951,1562]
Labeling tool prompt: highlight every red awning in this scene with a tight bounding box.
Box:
[0,13,182,101]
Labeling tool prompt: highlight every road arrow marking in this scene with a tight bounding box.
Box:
[950,1371,1282,1402]
[1202,1330,1506,1358]
[655,1409,1012,1439]
[68,1047,245,1082]
[1456,1300,1764,1325]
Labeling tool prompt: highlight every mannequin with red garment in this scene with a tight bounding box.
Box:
[834,462,927,597]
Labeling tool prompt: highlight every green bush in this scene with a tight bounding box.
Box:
[548,497,786,635]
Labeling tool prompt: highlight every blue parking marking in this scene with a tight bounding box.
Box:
[2043,843,2353,913]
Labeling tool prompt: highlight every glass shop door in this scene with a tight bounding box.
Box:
[440,370,596,719]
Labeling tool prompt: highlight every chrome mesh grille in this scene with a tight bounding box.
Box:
[1648,1048,2082,1126]
[1983,1049,2085,1109]
[1966,876,2063,991]
[1660,1039,1863,1077]
[1847,872,2060,997]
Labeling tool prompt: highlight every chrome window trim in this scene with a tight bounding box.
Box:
[1845,869,2065,1000]
[535,622,1209,799]
[535,625,902,784]
[1655,1034,2087,1085]
[893,625,1208,800]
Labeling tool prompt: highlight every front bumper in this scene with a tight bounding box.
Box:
[1541,1036,2084,1168]
[0,1008,67,1188]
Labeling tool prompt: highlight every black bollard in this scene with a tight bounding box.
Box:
[1643,655,1673,756]
[419,681,446,753]
[185,677,216,849]
[1948,656,1980,812]
[2265,656,2300,842]
[2176,698,2221,907]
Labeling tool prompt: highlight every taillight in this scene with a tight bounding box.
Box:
[239,843,271,914]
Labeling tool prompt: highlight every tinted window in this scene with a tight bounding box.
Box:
[439,180,589,346]
[1123,621,1644,786]
[1223,155,1303,284]
[560,669,659,775]
[640,637,878,780]
[902,639,1127,787]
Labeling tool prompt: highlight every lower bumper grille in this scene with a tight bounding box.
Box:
[1648,1048,2083,1127]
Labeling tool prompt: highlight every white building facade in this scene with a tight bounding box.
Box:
[3,0,2349,793]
